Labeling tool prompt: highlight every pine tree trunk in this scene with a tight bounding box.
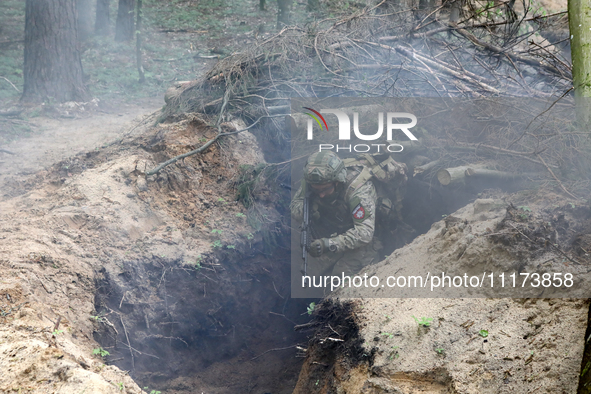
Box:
[115,0,135,42]
[95,0,111,36]
[22,0,89,103]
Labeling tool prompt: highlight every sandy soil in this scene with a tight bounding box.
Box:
[0,98,162,197]
[293,196,590,393]
[0,104,306,393]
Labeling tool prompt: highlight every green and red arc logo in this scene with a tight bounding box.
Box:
[303,107,328,131]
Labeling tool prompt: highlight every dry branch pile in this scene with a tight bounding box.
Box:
[159,0,589,197]
[163,0,571,121]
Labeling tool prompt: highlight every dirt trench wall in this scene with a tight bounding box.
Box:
[293,197,590,394]
[0,113,303,393]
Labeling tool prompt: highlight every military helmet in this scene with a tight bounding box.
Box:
[304,151,346,184]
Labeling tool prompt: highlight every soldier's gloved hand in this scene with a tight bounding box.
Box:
[308,238,330,257]
[311,202,320,221]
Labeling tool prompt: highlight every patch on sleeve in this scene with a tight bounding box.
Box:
[352,204,365,220]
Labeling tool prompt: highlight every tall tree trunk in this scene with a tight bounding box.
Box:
[277,0,290,29]
[568,0,591,125]
[136,0,145,83]
[77,0,93,42]
[115,0,135,42]
[22,0,89,103]
[95,0,111,36]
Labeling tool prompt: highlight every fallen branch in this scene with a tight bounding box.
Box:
[250,345,298,361]
[449,144,554,167]
[377,10,568,42]
[390,43,501,94]
[120,315,135,371]
[465,167,520,180]
[536,153,579,200]
[413,160,440,177]
[0,76,19,92]
[146,113,288,175]
[437,165,470,185]
[452,24,566,78]
[0,149,15,155]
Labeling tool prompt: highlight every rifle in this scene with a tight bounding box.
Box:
[300,189,311,276]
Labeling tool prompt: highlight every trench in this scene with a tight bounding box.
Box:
[93,246,312,393]
[90,176,486,393]
[90,120,541,392]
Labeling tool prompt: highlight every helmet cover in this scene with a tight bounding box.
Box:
[304,151,346,184]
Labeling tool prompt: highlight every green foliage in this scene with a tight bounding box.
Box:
[307,302,316,315]
[582,361,591,377]
[388,346,399,360]
[92,347,110,358]
[381,332,394,339]
[412,316,433,327]
[211,229,223,235]
[52,329,64,336]
[246,232,254,240]
[518,206,532,212]
[236,163,268,208]
[226,244,235,249]
[117,382,124,391]
[479,329,489,338]
[90,312,106,323]
[235,212,246,218]
[211,240,223,248]
[435,347,445,355]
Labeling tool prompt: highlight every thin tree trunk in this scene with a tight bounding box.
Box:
[22,0,89,103]
[136,0,145,83]
[95,0,111,36]
[277,0,290,29]
[568,0,591,125]
[115,0,135,42]
[260,0,266,11]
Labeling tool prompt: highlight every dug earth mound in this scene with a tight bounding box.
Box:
[294,196,591,393]
[0,111,590,393]
[0,113,305,393]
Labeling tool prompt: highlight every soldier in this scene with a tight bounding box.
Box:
[291,151,382,277]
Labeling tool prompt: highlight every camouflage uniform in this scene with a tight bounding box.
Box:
[291,153,381,277]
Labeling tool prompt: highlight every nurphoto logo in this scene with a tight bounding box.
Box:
[303,107,418,153]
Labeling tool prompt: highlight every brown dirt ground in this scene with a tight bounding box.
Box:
[0,105,304,393]
[293,195,590,393]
